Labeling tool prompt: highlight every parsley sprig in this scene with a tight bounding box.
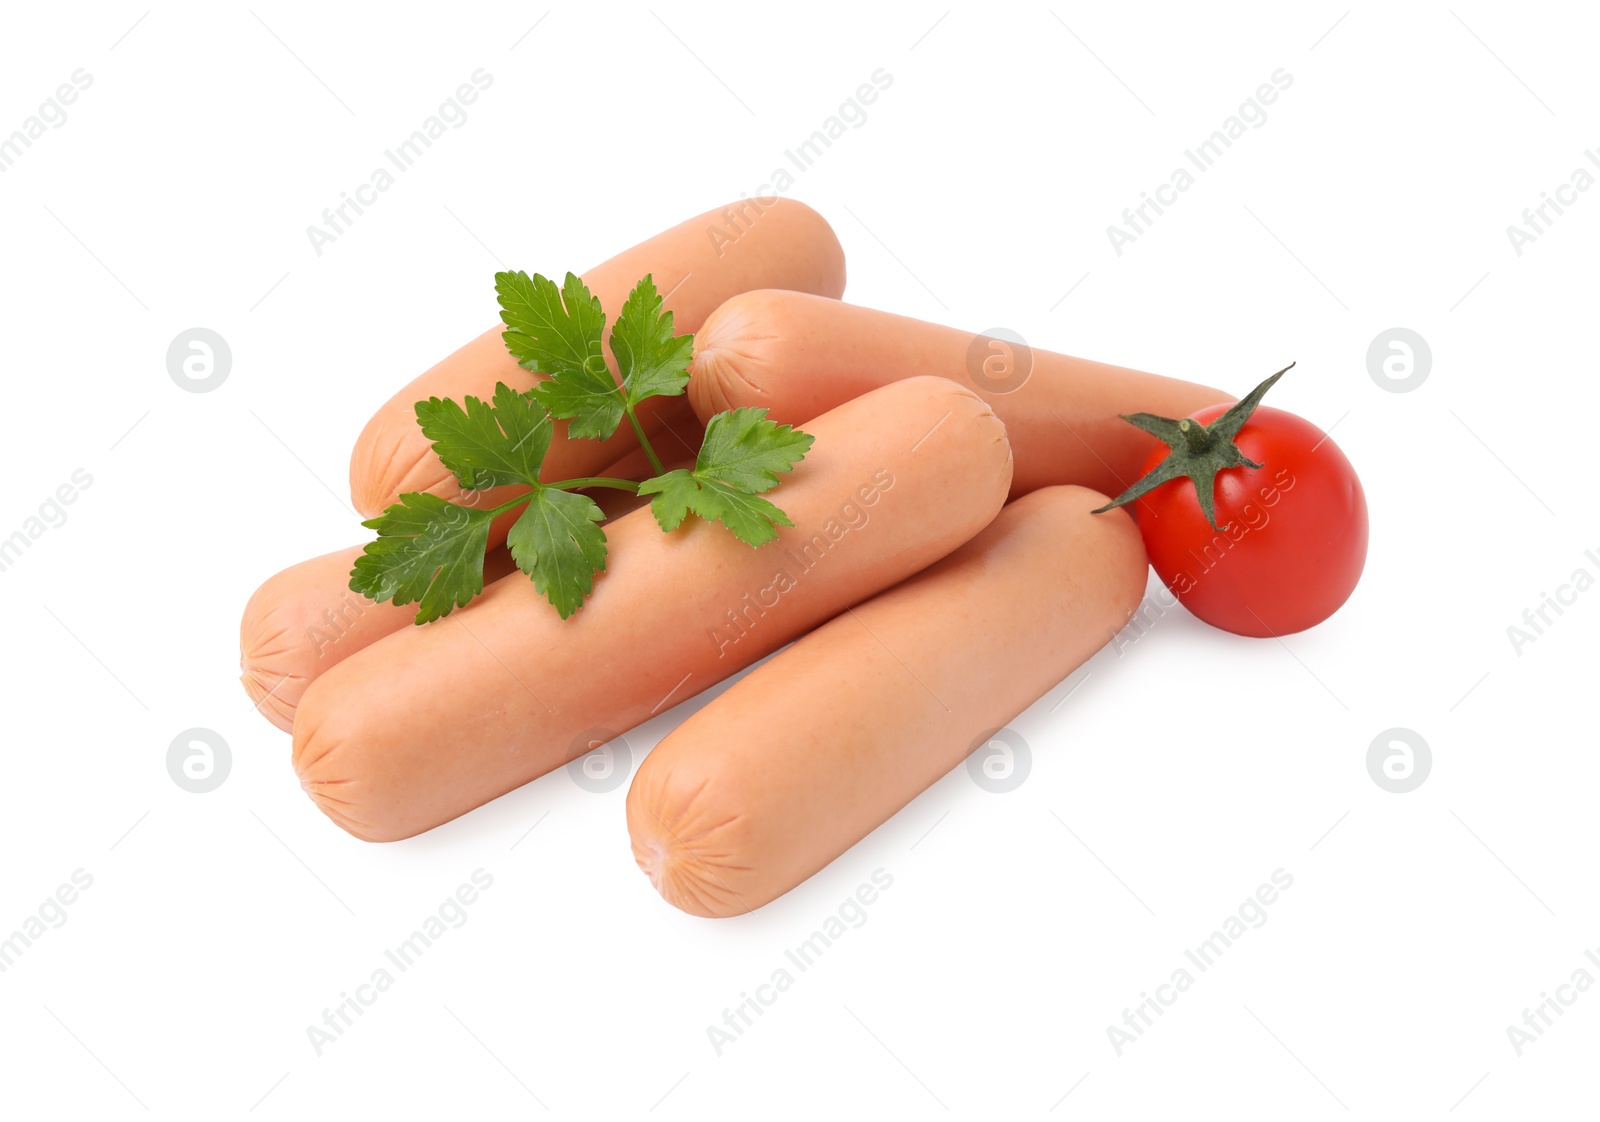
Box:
[349,273,813,622]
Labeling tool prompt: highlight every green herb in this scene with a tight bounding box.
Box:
[640,407,814,546]
[350,494,495,624]
[349,273,813,622]
[1092,363,1293,530]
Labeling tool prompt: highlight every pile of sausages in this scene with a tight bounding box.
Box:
[239,200,1225,917]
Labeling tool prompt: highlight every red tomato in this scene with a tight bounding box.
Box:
[1131,403,1367,637]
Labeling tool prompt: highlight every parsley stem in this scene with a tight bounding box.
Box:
[476,475,641,521]
[482,494,535,517]
[624,405,667,476]
[544,477,641,493]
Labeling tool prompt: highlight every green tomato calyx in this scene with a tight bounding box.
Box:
[1092,362,1294,531]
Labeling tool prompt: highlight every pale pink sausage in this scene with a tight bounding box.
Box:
[294,377,1012,842]
[350,200,846,527]
[239,546,517,732]
[236,418,682,732]
[689,289,1226,501]
[627,485,1147,917]
[239,433,699,734]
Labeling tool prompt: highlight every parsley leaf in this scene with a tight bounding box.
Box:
[495,269,620,440]
[496,270,606,378]
[529,358,625,441]
[694,406,816,492]
[638,473,795,545]
[506,488,608,619]
[638,408,814,546]
[414,381,551,490]
[349,493,495,623]
[611,274,693,405]
[351,271,812,625]
[504,273,693,443]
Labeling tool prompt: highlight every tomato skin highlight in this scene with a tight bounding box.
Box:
[1131,404,1367,637]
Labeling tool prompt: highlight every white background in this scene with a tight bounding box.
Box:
[1,2,1595,1118]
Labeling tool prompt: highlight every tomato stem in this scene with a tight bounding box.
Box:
[1093,362,1294,531]
[1177,418,1217,456]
